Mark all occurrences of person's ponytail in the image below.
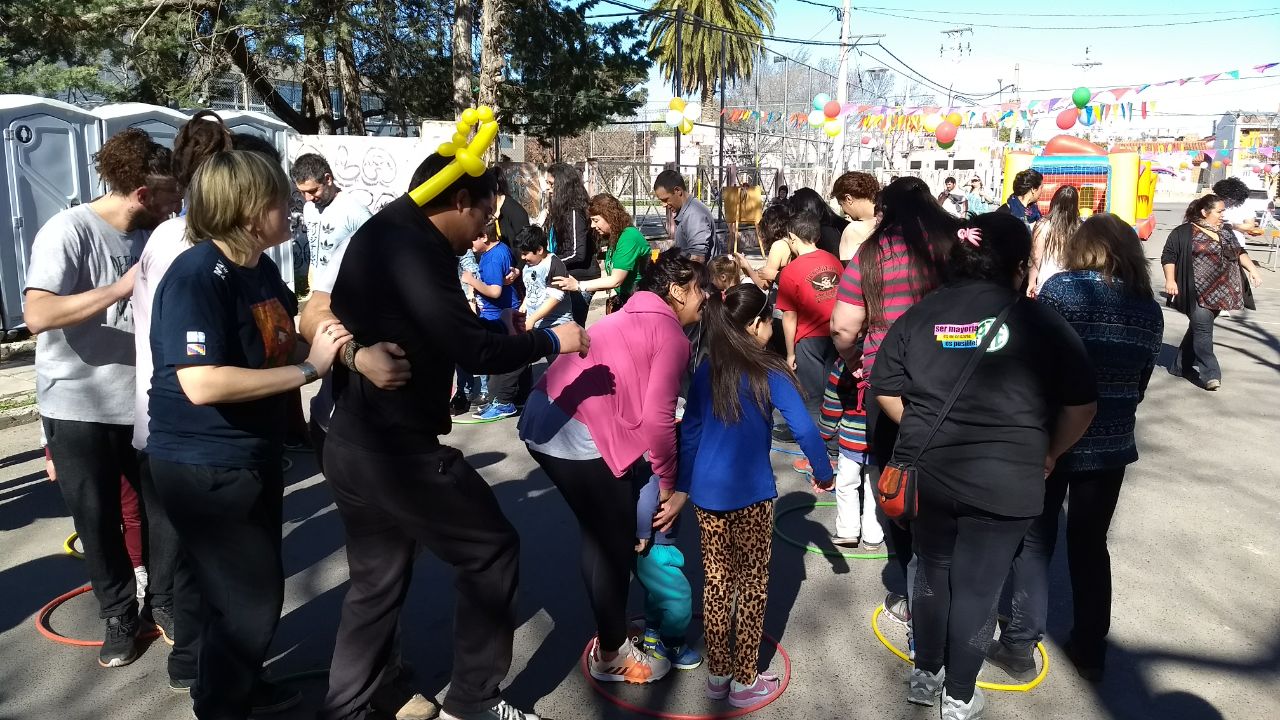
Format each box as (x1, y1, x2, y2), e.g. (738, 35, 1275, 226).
(702, 283, 796, 423)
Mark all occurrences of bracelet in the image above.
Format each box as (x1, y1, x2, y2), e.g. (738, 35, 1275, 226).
(342, 340, 364, 375)
(540, 326, 561, 355)
(296, 361, 319, 384)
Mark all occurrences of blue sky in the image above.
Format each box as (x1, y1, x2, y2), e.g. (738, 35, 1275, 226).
(634, 0, 1280, 133)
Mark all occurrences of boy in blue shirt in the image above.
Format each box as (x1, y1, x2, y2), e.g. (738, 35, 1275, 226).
(461, 225, 522, 419)
(635, 473, 701, 670)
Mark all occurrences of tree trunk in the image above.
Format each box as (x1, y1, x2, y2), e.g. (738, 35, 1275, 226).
(452, 0, 474, 114)
(478, 0, 504, 110)
(301, 15, 334, 134)
(333, 8, 366, 135)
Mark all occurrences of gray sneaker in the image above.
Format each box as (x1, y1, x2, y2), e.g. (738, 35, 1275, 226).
(907, 666, 944, 706)
(884, 592, 911, 625)
(941, 688, 986, 720)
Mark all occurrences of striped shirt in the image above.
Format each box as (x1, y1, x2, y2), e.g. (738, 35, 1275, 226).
(837, 231, 940, 375)
(817, 358, 870, 462)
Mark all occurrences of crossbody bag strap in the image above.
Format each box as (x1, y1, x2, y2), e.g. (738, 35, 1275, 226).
(907, 299, 1017, 465)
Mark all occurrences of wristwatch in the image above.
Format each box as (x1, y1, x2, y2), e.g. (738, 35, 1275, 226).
(296, 361, 319, 384)
(342, 340, 364, 375)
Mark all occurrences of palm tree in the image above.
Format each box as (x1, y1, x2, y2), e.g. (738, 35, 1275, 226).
(647, 0, 775, 106)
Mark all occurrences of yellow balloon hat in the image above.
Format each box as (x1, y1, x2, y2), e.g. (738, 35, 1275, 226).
(408, 106, 501, 207)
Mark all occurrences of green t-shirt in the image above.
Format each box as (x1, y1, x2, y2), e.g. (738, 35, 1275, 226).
(604, 225, 650, 300)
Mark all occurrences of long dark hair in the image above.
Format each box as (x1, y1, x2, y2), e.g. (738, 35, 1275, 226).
(703, 283, 797, 423)
(1062, 214, 1154, 298)
(1039, 185, 1081, 264)
(949, 212, 1031, 284)
(856, 176, 961, 326)
(636, 248, 708, 300)
(788, 187, 849, 232)
(172, 110, 231, 188)
(547, 163, 590, 243)
(758, 203, 792, 253)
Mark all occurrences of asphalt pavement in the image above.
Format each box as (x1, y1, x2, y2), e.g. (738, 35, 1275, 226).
(0, 204, 1276, 720)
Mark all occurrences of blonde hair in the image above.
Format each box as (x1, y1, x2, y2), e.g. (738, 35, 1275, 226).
(185, 150, 290, 260)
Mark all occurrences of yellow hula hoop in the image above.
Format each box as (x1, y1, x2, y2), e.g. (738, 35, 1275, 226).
(870, 604, 1050, 692)
(63, 532, 83, 559)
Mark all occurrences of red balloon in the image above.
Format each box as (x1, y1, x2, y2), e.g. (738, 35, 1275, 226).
(1222, 158, 1231, 165)
(823, 100, 841, 119)
(1056, 108, 1079, 131)
(861, 134, 871, 145)
(935, 121, 958, 145)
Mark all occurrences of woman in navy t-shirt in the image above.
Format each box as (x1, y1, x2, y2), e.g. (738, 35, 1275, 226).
(147, 150, 349, 719)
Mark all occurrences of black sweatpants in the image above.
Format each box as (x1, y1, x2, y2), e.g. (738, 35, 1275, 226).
(320, 436, 520, 719)
(912, 484, 1033, 703)
(528, 450, 639, 651)
(793, 335, 836, 421)
(1000, 466, 1126, 666)
(863, 389, 912, 589)
(43, 417, 150, 618)
(149, 457, 284, 720)
(137, 453, 195, 681)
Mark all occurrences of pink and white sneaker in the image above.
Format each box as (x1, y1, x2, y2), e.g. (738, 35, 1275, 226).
(705, 673, 731, 700)
(727, 672, 780, 708)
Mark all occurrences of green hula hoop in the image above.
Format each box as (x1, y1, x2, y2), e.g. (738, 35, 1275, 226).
(773, 501, 895, 560)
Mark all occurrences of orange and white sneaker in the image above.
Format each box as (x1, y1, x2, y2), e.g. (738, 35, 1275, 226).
(589, 637, 671, 684)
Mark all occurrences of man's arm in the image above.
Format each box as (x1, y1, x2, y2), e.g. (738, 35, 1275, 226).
(299, 290, 411, 389)
(24, 266, 136, 334)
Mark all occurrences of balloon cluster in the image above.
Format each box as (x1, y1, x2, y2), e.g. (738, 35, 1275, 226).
(1055, 87, 1093, 131)
(408, 106, 499, 207)
(806, 94, 844, 137)
(665, 98, 701, 135)
(923, 111, 962, 149)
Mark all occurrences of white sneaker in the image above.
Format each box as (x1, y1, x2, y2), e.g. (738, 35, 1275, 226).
(133, 565, 149, 601)
(941, 687, 986, 720)
(907, 666, 945, 706)
(588, 637, 671, 684)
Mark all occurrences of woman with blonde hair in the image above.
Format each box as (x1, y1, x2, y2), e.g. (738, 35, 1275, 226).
(147, 150, 349, 719)
(1027, 185, 1081, 296)
(991, 213, 1162, 684)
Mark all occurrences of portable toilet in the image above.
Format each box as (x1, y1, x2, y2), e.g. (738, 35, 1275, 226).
(0, 94, 98, 332)
(218, 110, 296, 290)
(88, 103, 191, 196)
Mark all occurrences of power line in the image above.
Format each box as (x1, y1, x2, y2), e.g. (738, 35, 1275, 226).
(851, 4, 1276, 18)
(593, 0, 877, 48)
(854, 7, 1280, 31)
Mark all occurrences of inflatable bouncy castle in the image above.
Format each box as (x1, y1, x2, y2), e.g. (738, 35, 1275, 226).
(1002, 135, 1158, 239)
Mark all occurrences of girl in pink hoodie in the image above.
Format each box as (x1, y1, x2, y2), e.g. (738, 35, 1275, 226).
(519, 250, 707, 686)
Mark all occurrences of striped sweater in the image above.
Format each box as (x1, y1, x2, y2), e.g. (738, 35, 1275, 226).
(817, 358, 870, 463)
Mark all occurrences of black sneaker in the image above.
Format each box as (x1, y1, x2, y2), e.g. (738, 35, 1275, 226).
(985, 640, 1036, 680)
(771, 423, 795, 443)
(169, 677, 194, 693)
(441, 699, 538, 720)
(99, 610, 141, 667)
(249, 679, 302, 715)
(450, 391, 471, 416)
(151, 604, 175, 646)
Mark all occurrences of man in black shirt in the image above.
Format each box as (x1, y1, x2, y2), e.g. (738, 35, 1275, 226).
(315, 154, 587, 720)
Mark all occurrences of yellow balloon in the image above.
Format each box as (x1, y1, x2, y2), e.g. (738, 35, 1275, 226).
(456, 120, 470, 136)
(824, 122, 842, 138)
(946, 112, 963, 127)
(461, 108, 478, 125)
(452, 132, 468, 147)
(477, 106, 495, 122)
(455, 149, 485, 176)
(409, 165, 463, 206)
(669, 97, 686, 112)
(679, 118, 694, 135)
(410, 108, 501, 207)
(437, 141, 458, 157)
(923, 113, 942, 133)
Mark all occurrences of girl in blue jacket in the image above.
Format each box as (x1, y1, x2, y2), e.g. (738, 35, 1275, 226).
(660, 283, 834, 708)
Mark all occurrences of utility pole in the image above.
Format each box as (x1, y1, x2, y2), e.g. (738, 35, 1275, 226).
(719, 31, 727, 217)
(832, 0, 851, 179)
(781, 55, 789, 180)
(674, 8, 684, 172)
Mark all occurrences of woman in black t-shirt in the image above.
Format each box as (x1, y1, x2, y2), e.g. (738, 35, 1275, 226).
(148, 151, 348, 719)
(872, 212, 1097, 719)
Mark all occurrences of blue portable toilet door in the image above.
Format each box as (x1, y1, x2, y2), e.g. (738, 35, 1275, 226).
(4, 113, 93, 329)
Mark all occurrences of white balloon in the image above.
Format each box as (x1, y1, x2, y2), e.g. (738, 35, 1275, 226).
(665, 109, 683, 128)
(808, 110, 825, 128)
(684, 103, 702, 122)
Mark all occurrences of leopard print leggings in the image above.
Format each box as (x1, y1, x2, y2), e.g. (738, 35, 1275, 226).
(695, 499, 774, 685)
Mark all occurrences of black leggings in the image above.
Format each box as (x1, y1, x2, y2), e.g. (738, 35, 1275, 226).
(528, 450, 638, 651)
(1001, 467, 1125, 665)
(912, 484, 1033, 703)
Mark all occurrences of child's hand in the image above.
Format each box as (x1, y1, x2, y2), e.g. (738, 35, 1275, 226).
(653, 490, 688, 533)
(811, 476, 834, 494)
(635, 538, 650, 553)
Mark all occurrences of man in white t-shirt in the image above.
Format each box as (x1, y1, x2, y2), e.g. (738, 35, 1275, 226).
(291, 153, 374, 277)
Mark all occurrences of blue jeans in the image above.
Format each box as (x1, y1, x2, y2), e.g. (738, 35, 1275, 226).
(1171, 304, 1221, 382)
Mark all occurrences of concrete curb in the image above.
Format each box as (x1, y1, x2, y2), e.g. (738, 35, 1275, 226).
(0, 339, 35, 363)
(0, 393, 38, 429)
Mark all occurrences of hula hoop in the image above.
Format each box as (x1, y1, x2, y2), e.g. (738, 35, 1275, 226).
(63, 532, 83, 559)
(773, 501, 893, 560)
(579, 615, 791, 719)
(870, 604, 1050, 692)
(36, 585, 161, 646)
(451, 416, 506, 425)
(769, 446, 804, 457)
